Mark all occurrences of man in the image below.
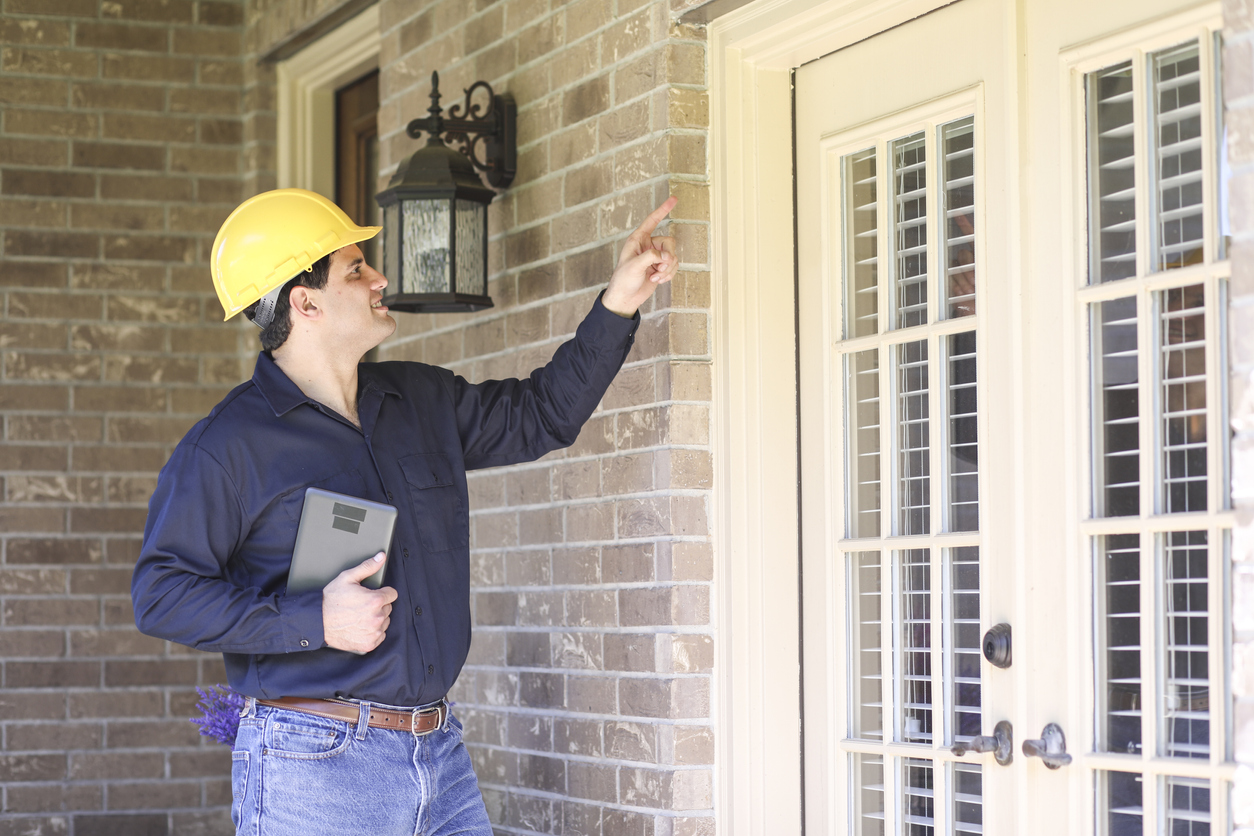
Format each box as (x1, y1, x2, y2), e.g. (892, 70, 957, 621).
(131, 188, 678, 835)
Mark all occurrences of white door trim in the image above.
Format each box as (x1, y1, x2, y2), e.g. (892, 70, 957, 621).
(709, 1, 960, 833)
(275, 4, 380, 197)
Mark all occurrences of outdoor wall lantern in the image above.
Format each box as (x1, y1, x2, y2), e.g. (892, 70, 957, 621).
(375, 72, 516, 313)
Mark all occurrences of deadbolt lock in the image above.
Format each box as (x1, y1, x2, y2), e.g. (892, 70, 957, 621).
(983, 623, 1012, 668)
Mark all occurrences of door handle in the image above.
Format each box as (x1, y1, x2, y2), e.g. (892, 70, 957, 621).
(950, 719, 1013, 766)
(1022, 722, 1072, 769)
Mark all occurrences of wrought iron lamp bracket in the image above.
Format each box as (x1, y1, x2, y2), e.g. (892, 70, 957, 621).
(404, 71, 517, 189)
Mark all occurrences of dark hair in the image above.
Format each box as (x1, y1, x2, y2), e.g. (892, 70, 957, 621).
(244, 253, 332, 352)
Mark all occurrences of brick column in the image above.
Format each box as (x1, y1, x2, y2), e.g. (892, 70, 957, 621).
(0, 1, 249, 832)
(1227, 0, 1254, 828)
(376, 0, 715, 833)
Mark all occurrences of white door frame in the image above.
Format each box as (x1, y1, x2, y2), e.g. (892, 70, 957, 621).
(709, 1, 966, 832)
(275, 4, 380, 197)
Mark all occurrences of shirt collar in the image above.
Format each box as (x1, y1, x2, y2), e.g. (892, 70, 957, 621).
(358, 363, 401, 399)
(252, 352, 402, 417)
(252, 352, 313, 416)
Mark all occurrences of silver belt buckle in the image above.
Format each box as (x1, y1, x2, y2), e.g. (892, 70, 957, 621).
(410, 702, 443, 736)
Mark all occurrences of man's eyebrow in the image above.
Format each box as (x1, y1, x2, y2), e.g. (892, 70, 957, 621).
(346, 257, 364, 269)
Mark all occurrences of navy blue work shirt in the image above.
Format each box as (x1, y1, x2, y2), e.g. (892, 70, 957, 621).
(132, 294, 638, 707)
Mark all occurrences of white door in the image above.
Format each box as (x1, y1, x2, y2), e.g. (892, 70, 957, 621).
(794, 0, 1233, 833)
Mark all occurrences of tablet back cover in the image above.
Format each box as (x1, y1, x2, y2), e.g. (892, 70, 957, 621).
(287, 488, 397, 593)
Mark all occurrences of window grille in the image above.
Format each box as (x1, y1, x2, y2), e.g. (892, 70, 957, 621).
(848, 148, 880, 338)
(898, 341, 931, 536)
(894, 133, 929, 328)
(1081, 28, 1229, 834)
(1087, 62, 1137, 283)
(942, 119, 976, 318)
(1094, 297, 1140, 517)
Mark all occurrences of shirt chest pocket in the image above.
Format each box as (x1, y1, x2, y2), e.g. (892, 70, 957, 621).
(398, 453, 466, 554)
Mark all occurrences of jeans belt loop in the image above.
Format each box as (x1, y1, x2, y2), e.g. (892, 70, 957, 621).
(241, 696, 256, 719)
(355, 702, 371, 740)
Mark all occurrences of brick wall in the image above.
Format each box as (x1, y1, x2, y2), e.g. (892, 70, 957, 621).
(1226, 0, 1254, 828)
(372, 0, 715, 834)
(0, 0, 715, 832)
(0, 1, 254, 833)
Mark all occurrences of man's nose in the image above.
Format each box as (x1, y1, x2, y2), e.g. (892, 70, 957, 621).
(368, 265, 388, 291)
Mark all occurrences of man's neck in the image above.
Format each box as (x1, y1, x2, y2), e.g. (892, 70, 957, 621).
(272, 339, 364, 428)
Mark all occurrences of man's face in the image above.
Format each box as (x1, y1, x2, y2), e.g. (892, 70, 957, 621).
(310, 244, 396, 351)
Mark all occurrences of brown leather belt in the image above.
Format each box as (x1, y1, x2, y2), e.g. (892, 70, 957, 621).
(257, 696, 447, 735)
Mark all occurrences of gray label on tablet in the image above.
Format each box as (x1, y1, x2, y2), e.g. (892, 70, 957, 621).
(332, 502, 368, 521)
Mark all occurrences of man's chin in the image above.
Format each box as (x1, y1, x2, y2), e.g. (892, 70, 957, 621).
(368, 314, 397, 346)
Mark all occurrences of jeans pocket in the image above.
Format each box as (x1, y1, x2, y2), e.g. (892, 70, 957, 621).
(230, 751, 249, 829)
(264, 713, 351, 760)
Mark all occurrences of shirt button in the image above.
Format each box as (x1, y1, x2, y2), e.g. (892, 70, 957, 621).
(414, 606, 422, 617)
(427, 665, 434, 675)
(387, 491, 393, 501)
(300, 639, 309, 647)
(403, 548, 409, 558)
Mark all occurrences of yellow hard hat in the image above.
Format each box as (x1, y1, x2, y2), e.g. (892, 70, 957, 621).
(210, 188, 381, 321)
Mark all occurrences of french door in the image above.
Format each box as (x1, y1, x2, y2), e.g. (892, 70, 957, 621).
(794, 0, 1233, 833)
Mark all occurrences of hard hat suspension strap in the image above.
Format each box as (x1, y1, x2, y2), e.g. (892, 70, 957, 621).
(250, 284, 285, 330)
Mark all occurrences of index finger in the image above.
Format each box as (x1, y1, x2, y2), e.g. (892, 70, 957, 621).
(632, 196, 678, 241)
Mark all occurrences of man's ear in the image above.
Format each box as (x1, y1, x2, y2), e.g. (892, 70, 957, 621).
(287, 285, 321, 321)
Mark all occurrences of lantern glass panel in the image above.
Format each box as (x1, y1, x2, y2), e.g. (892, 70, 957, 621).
(382, 202, 400, 282)
(402, 198, 452, 294)
(455, 200, 486, 295)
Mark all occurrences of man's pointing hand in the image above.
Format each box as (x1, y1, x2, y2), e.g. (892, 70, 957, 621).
(601, 196, 679, 318)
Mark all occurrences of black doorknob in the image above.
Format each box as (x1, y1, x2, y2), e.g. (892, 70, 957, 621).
(983, 623, 1012, 668)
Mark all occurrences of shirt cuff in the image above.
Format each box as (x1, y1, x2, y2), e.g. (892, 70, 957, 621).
(279, 590, 325, 652)
(583, 291, 641, 349)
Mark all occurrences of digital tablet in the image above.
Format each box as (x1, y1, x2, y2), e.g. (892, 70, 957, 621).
(287, 488, 398, 594)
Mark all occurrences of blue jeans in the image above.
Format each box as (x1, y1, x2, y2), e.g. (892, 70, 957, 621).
(232, 698, 492, 836)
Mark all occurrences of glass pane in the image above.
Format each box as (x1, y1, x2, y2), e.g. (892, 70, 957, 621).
(898, 340, 930, 535)
(1087, 61, 1137, 284)
(454, 200, 485, 296)
(1162, 530, 1209, 759)
(950, 546, 981, 742)
(382, 202, 400, 283)
(1100, 533, 1142, 755)
(902, 758, 936, 836)
(899, 548, 932, 744)
(849, 349, 882, 538)
(894, 132, 928, 328)
(941, 117, 976, 318)
(1153, 41, 1205, 271)
(1094, 297, 1140, 517)
(846, 148, 880, 337)
(947, 331, 978, 531)
(1160, 284, 1207, 514)
(951, 762, 982, 836)
(1104, 770, 1145, 836)
(851, 551, 884, 740)
(853, 753, 887, 836)
(1163, 776, 1211, 834)
(1215, 31, 1227, 262)
(402, 199, 451, 294)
